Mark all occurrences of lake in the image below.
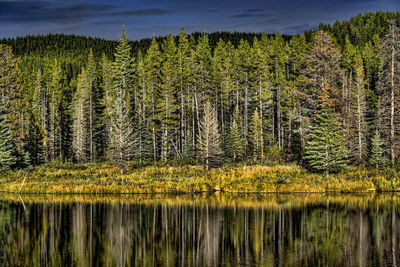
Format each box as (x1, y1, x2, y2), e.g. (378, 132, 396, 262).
(0, 193, 399, 266)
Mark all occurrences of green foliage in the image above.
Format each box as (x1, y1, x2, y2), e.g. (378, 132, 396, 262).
(249, 108, 264, 161)
(107, 27, 134, 164)
(0, 12, 399, 172)
(0, 105, 17, 172)
(132, 111, 153, 163)
(265, 145, 285, 165)
(369, 130, 387, 169)
(182, 130, 195, 163)
(227, 106, 245, 161)
(305, 109, 348, 175)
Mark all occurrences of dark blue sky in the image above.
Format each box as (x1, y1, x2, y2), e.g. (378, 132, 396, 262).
(0, 0, 399, 40)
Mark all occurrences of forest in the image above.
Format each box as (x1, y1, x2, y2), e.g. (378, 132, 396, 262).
(1, 11, 400, 175)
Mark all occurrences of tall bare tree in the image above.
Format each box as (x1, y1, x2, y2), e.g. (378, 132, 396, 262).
(197, 101, 222, 169)
(378, 20, 400, 166)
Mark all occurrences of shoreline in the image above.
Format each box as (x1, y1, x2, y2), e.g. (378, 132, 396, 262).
(0, 163, 399, 194)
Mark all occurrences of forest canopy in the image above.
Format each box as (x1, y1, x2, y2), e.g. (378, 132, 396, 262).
(0, 11, 400, 173)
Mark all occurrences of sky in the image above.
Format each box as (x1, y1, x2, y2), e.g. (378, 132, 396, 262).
(0, 0, 399, 40)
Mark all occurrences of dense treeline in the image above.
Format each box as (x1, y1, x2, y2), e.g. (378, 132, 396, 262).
(1, 11, 400, 173)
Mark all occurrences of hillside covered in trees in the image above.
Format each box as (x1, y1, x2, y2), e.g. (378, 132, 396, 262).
(1, 11, 400, 174)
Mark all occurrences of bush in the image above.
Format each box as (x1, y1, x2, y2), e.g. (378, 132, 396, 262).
(264, 145, 285, 165)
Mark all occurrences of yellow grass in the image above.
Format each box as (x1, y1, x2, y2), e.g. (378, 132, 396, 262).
(0, 163, 398, 194)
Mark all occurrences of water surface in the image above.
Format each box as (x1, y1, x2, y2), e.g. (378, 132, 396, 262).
(0, 193, 399, 266)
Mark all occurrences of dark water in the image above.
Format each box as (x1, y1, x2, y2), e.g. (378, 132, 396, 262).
(0, 194, 400, 267)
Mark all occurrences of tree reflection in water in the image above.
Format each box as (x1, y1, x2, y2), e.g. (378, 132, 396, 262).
(0, 193, 399, 266)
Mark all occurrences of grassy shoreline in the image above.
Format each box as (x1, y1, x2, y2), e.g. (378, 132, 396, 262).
(1, 163, 400, 194)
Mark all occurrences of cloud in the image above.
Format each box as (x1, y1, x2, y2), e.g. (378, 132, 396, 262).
(282, 24, 316, 34)
(0, 1, 111, 23)
(0, 1, 172, 25)
(110, 8, 173, 16)
(229, 8, 269, 19)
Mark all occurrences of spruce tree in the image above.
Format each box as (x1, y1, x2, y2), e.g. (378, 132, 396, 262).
(182, 129, 195, 163)
(249, 108, 264, 161)
(72, 68, 90, 163)
(0, 104, 17, 172)
(197, 101, 222, 169)
(378, 20, 400, 166)
(144, 36, 162, 161)
(228, 106, 245, 161)
(47, 59, 63, 161)
(32, 70, 46, 163)
(0, 44, 26, 162)
(108, 26, 134, 165)
(100, 54, 113, 155)
(369, 130, 386, 169)
(86, 48, 101, 161)
(305, 108, 348, 175)
(159, 34, 179, 161)
(132, 109, 153, 164)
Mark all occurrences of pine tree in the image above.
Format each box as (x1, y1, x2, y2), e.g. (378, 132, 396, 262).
(349, 50, 368, 164)
(182, 129, 195, 163)
(108, 26, 134, 165)
(72, 68, 90, 163)
(197, 101, 222, 169)
(144, 36, 162, 161)
(177, 28, 193, 156)
(249, 108, 264, 161)
(300, 30, 342, 114)
(0, 104, 17, 172)
(270, 33, 288, 148)
(158, 34, 179, 161)
(378, 20, 400, 166)
(47, 59, 63, 161)
(0, 44, 26, 161)
(305, 108, 348, 175)
(228, 106, 245, 161)
(252, 36, 272, 151)
(86, 49, 101, 161)
(236, 39, 252, 139)
(288, 34, 308, 156)
(31, 70, 47, 163)
(132, 109, 153, 164)
(369, 129, 386, 169)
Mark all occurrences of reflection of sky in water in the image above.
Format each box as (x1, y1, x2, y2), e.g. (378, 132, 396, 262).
(0, 193, 400, 266)
(0, 0, 398, 39)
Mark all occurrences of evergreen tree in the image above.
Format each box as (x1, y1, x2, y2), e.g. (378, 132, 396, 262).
(270, 33, 288, 148)
(305, 109, 348, 175)
(349, 50, 368, 164)
(158, 34, 179, 161)
(100, 54, 113, 156)
(0, 44, 26, 160)
(378, 20, 400, 166)
(177, 28, 193, 156)
(132, 109, 153, 164)
(144, 36, 162, 161)
(369, 129, 386, 169)
(108, 26, 134, 165)
(197, 101, 222, 169)
(72, 68, 90, 163)
(47, 59, 63, 161)
(228, 106, 245, 160)
(86, 48, 101, 161)
(0, 104, 17, 172)
(300, 30, 342, 114)
(249, 108, 264, 161)
(236, 39, 252, 138)
(31, 70, 46, 163)
(252, 35, 272, 150)
(182, 129, 195, 163)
